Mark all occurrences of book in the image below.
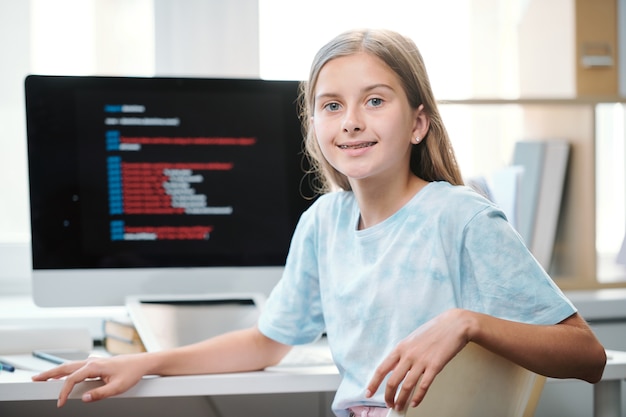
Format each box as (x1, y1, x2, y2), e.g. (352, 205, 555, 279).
(512, 141, 546, 245)
(104, 335, 146, 355)
(529, 141, 570, 270)
(103, 317, 143, 344)
(102, 317, 146, 354)
(512, 140, 570, 270)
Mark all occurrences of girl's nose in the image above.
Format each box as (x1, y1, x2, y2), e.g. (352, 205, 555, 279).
(342, 108, 363, 133)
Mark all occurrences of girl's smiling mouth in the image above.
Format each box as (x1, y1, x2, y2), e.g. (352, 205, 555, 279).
(338, 141, 377, 150)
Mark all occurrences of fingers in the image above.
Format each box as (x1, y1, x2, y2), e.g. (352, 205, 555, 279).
(368, 342, 447, 411)
(31, 361, 86, 382)
(74, 379, 128, 405)
(368, 310, 473, 410)
(57, 374, 80, 408)
(56, 361, 102, 407)
(383, 361, 413, 408)
(381, 366, 437, 411)
(366, 352, 400, 399)
(31, 361, 93, 408)
(398, 369, 436, 410)
(35, 359, 126, 408)
(34, 355, 145, 408)
(57, 379, 117, 407)
(367, 352, 429, 411)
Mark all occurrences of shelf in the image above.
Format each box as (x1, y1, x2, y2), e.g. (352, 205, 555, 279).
(437, 99, 626, 290)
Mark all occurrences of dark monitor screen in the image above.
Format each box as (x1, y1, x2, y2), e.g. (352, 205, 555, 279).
(25, 75, 313, 306)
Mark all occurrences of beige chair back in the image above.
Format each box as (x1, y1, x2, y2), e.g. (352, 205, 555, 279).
(386, 342, 546, 417)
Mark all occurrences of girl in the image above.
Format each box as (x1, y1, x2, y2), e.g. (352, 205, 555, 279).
(33, 28, 606, 416)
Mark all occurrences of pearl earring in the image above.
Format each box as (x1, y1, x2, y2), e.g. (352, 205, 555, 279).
(414, 136, 421, 144)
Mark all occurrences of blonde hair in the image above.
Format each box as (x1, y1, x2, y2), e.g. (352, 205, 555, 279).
(299, 28, 464, 194)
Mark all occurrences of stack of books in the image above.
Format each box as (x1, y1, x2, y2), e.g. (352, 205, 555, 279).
(102, 317, 146, 355)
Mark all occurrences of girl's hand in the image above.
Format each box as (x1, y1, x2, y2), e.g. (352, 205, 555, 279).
(365, 308, 474, 411)
(32, 354, 147, 407)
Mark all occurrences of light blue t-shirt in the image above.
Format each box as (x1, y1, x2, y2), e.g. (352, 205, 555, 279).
(258, 181, 576, 417)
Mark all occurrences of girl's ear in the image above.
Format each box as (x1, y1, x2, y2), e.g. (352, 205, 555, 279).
(412, 104, 430, 143)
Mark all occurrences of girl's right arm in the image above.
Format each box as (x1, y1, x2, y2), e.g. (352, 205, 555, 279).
(32, 326, 291, 407)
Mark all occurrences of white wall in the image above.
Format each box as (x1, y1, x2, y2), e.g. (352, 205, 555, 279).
(0, 1, 32, 294)
(154, 0, 259, 77)
(0, 1, 31, 245)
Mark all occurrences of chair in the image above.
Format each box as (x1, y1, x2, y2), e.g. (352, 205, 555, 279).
(386, 342, 546, 417)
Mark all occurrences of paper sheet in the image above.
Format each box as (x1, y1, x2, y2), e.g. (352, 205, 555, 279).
(0, 353, 58, 372)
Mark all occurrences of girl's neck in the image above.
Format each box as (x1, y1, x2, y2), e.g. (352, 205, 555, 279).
(352, 174, 428, 230)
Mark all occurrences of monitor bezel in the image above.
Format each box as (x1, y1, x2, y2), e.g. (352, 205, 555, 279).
(25, 75, 313, 307)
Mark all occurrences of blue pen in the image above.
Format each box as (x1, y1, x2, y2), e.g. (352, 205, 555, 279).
(0, 361, 15, 372)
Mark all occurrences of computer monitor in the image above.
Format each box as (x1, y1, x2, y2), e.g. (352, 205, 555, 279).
(25, 75, 314, 307)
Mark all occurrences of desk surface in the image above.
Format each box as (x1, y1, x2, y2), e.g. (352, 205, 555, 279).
(2, 350, 626, 403)
(0, 365, 341, 402)
(599, 350, 626, 380)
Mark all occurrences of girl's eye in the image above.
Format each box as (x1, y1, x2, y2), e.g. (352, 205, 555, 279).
(368, 97, 384, 107)
(324, 102, 341, 112)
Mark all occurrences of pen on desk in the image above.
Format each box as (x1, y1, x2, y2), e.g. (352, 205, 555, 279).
(0, 361, 15, 372)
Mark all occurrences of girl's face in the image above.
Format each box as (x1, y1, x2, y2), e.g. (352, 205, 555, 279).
(311, 52, 428, 187)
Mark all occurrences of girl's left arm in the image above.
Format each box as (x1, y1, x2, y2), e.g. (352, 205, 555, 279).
(470, 310, 606, 382)
(366, 308, 606, 411)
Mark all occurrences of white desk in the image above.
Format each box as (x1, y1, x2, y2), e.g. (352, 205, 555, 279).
(1, 352, 625, 417)
(0, 365, 341, 402)
(592, 350, 626, 417)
